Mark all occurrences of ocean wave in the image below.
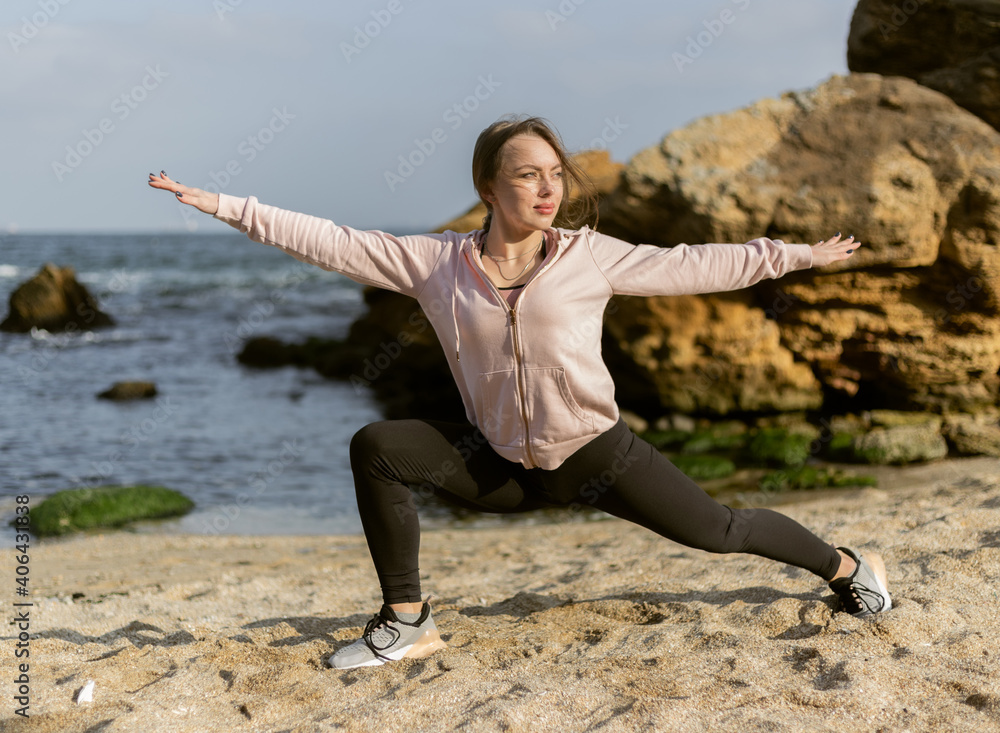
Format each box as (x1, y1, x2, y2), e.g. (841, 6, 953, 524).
(2, 262, 359, 304)
(25, 327, 166, 346)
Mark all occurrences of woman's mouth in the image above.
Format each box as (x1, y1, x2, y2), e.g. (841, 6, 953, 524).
(535, 205, 555, 215)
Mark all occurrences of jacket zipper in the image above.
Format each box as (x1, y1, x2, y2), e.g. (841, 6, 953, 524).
(473, 235, 560, 469)
(502, 247, 563, 469)
(508, 307, 537, 468)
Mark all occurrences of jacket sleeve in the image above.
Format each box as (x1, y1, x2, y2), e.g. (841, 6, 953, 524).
(588, 230, 814, 296)
(213, 193, 451, 298)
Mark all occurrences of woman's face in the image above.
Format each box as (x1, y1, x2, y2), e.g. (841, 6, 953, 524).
(487, 134, 564, 239)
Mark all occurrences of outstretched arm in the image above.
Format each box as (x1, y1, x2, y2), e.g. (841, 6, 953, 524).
(146, 171, 450, 298)
(147, 171, 219, 215)
(591, 230, 861, 297)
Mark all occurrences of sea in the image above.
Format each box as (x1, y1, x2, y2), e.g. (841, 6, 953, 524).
(0, 232, 579, 546)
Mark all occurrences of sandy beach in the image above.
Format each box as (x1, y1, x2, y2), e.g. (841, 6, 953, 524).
(3, 456, 1000, 732)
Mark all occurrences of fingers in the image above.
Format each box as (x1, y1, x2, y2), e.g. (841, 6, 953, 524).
(147, 171, 171, 190)
(810, 232, 863, 268)
(147, 171, 177, 187)
(147, 169, 217, 213)
(816, 233, 861, 253)
(833, 234, 856, 253)
(147, 170, 186, 199)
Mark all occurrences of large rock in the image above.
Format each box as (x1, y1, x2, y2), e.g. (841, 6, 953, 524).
(601, 292, 823, 415)
(598, 73, 1000, 415)
(847, 0, 1000, 131)
(1, 263, 114, 333)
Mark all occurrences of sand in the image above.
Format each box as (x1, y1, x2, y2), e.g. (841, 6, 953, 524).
(2, 456, 1000, 732)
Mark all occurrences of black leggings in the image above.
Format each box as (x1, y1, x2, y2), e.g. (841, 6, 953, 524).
(350, 417, 842, 604)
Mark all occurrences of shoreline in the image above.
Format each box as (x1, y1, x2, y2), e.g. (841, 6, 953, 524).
(4, 455, 1000, 731)
(6, 455, 994, 548)
(19, 456, 999, 599)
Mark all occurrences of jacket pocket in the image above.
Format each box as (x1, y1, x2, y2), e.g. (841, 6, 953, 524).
(476, 366, 597, 450)
(476, 369, 523, 448)
(522, 366, 595, 445)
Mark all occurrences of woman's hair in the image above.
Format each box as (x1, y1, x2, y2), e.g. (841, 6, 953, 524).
(472, 115, 598, 232)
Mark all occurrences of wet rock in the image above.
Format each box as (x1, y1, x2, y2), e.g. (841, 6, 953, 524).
(853, 421, 949, 464)
(1, 263, 114, 333)
(97, 381, 158, 401)
(27, 485, 194, 537)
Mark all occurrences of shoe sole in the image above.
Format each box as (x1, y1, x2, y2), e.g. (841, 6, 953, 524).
(408, 628, 448, 659)
(329, 628, 448, 670)
(862, 552, 892, 614)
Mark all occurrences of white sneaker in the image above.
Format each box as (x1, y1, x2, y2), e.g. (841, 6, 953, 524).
(327, 602, 447, 670)
(829, 546, 892, 617)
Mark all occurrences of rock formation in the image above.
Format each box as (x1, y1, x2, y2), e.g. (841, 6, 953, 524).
(847, 0, 1000, 131)
(1, 263, 114, 333)
(598, 73, 1000, 415)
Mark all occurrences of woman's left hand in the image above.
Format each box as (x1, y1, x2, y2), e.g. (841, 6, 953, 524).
(811, 233, 860, 267)
(147, 171, 220, 215)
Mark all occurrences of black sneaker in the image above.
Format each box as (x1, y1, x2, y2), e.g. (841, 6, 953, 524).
(828, 546, 892, 618)
(327, 602, 446, 670)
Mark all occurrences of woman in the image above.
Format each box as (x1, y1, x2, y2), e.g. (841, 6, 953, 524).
(149, 115, 890, 671)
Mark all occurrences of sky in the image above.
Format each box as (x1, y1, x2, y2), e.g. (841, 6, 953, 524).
(2, 0, 858, 234)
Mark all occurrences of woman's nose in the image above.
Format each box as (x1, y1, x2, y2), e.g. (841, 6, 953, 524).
(539, 175, 559, 195)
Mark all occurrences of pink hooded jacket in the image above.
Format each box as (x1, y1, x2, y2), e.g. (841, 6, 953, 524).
(214, 193, 814, 469)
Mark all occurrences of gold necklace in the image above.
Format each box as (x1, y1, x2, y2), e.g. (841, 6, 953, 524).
(483, 235, 544, 281)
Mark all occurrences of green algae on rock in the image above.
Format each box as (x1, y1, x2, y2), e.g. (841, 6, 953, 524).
(26, 485, 194, 537)
(758, 465, 878, 493)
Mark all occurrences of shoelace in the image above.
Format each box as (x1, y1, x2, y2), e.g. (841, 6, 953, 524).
(361, 611, 402, 662)
(844, 580, 885, 614)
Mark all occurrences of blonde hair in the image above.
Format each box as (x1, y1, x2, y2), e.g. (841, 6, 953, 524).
(472, 115, 598, 232)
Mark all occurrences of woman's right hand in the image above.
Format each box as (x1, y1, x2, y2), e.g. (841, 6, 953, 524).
(811, 233, 859, 268)
(147, 171, 220, 216)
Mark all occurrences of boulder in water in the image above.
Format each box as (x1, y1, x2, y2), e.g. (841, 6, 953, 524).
(97, 382, 158, 401)
(1, 262, 114, 333)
